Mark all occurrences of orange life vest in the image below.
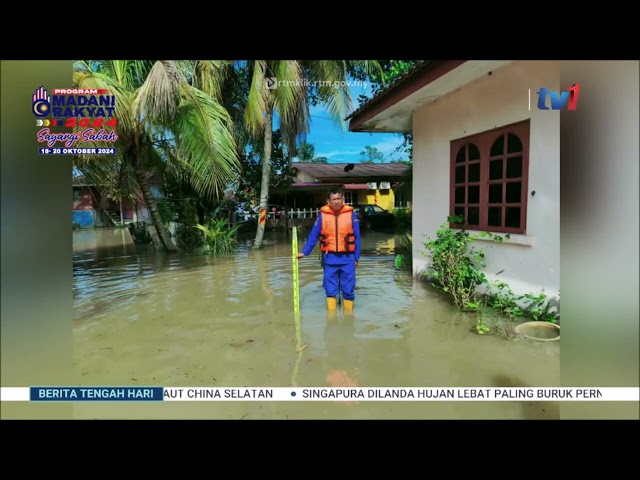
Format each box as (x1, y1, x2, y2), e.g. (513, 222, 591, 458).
(319, 205, 356, 253)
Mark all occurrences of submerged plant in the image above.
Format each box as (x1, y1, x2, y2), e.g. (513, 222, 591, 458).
(421, 216, 561, 335)
(194, 218, 241, 255)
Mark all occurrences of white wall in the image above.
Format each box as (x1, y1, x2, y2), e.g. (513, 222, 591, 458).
(296, 170, 317, 183)
(412, 60, 560, 297)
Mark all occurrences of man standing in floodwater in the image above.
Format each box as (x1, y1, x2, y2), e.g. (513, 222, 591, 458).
(297, 186, 361, 315)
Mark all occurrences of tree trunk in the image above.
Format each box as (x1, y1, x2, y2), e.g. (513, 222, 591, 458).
(253, 105, 273, 249)
(134, 166, 179, 251)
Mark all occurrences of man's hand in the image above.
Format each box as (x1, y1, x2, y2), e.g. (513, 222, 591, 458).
(297, 253, 305, 259)
(355, 260, 359, 268)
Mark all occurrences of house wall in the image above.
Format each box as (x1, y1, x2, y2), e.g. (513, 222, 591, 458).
(356, 192, 369, 205)
(307, 189, 396, 210)
(73, 187, 95, 210)
(296, 171, 317, 183)
(102, 198, 136, 220)
(73, 187, 97, 227)
(359, 189, 395, 211)
(73, 210, 96, 227)
(412, 60, 560, 297)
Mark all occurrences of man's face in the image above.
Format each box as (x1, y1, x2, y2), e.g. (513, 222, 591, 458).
(328, 193, 344, 212)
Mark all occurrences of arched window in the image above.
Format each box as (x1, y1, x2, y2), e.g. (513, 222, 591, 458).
(452, 142, 481, 226)
(449, 120, 529, 234)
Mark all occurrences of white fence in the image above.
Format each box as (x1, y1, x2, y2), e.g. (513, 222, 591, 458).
(284, 208, 320, 219)
(237, 208, 321, 222)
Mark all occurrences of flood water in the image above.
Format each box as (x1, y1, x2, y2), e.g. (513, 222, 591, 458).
(73, 228, 560, 419)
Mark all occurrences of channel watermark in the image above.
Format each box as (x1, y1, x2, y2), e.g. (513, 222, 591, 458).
(266, 77, 368, 90)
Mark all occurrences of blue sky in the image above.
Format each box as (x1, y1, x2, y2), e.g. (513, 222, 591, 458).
(296, 83, 408, 164)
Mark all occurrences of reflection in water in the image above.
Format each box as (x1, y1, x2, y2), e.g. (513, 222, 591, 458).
(73, 228, 560, 419)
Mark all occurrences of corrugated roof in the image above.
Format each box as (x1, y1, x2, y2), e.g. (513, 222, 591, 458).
(291, 179, 341, 187)
(292, 162, 408, 179)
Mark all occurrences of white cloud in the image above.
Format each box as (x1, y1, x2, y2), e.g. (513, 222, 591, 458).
(371, 140, 406, 157)
(314, 139, 407, 163)
(316, 148, 362, 159)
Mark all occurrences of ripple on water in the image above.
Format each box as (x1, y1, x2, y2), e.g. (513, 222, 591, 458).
(72, 229, 560, 419)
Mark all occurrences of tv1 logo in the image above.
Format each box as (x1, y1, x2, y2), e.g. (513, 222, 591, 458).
(536, 83, 581, 110)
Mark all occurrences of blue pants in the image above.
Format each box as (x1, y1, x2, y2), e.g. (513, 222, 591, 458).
(323, 260, 356, 300)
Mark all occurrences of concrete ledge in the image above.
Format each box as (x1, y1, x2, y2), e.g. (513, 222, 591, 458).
(465, 230, 535, 247)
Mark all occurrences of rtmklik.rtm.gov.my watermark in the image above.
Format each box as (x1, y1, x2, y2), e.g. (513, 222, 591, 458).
(266, 77, 368, 90)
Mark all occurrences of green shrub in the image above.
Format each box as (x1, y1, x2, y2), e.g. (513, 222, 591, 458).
(392, 208, 412, 227)
(421, 215, 488, 309)
(194, 218, 241, 256)
(422, 216, 560, 335)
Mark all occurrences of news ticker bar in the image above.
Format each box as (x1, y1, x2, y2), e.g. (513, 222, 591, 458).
(1, 387, 638, 402)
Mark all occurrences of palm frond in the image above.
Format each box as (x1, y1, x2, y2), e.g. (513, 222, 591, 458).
(348, 60, 385, 85)
(271, 61, 307, 130)
(307, 60, 383, 125)
(72, 69, 135, 135)
(307, 60, 353, 129)
(110, 60, 133, 88)
(102, 60, 153, 91)
(191, 60, 232, 100)
(321, 82, 352, 130)
(134, 61, 181, 125)
(273, 61, 309, 153)
(244, 60, 269, 138)
(172, 86, 241, 200)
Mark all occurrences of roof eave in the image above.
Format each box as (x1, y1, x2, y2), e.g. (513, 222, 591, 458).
(348, 60, 468, 132)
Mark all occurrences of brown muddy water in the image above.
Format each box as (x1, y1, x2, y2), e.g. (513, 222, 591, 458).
(73, 228, 560, 419)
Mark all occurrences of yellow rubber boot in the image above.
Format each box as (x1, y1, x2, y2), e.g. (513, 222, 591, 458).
(326, 297, 337, 310)
(343, 299, 354, 312)
(326, 297, 337, 320)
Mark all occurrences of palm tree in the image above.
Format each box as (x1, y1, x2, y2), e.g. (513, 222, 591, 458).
(72, 60, 241, 252)
(296, 141, 328, 163)
(244, 60, 382, 249)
